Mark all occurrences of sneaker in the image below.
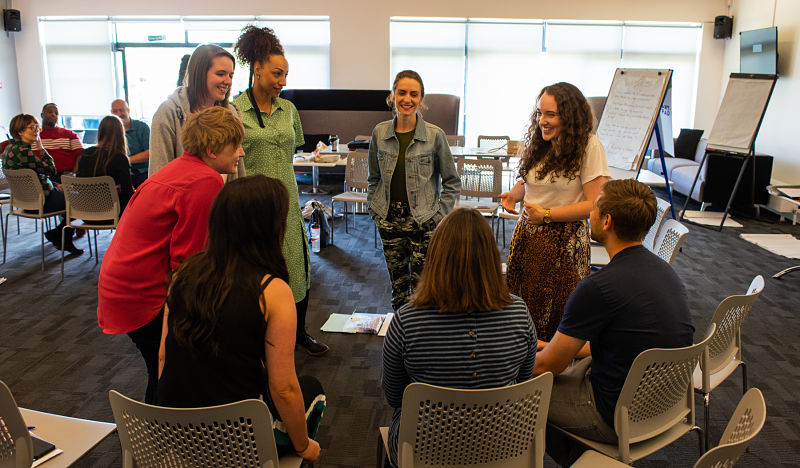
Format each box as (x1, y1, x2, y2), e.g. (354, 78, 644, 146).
(297, 333, 330, 356)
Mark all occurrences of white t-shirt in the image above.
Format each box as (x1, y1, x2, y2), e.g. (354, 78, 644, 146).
(523, 134, 609, 208)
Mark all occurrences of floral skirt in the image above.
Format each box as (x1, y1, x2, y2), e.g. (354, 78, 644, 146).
(506, 220, 590, 341)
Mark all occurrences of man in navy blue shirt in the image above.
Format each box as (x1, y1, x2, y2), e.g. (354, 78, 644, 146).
(534, 179, 694, 466)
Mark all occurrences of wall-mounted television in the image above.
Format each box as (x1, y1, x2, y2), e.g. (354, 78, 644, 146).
(740, 27, 778, 75)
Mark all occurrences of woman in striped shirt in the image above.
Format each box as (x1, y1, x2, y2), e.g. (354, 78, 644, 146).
(381, 208, 537, 467)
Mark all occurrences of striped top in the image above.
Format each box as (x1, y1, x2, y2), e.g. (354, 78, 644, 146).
(382, 296, 536, 466)
(39, 127, 83, 172)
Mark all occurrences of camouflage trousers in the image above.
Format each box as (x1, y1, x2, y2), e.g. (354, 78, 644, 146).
(374, 202, 437, 311)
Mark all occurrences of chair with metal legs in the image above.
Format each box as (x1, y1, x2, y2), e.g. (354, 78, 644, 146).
(60, 175, 121, 279)
(694, 275, 764, 451)
(652, 218, 689, 265)
(553, 325, 716, 465)
(572, 387, 767, 468)
(377, 373, 553, 468)
(2, 168, 65, 270)
(456, 158, 502, 232)
(331, 152, 377, 246)
(109, 390, 301, 468)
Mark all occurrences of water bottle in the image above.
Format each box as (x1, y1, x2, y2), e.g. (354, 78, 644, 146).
(329, 134, 339, 152)
(311, 222, 321, 253)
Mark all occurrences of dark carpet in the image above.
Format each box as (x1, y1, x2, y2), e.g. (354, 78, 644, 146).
(0, 176, 798, 467)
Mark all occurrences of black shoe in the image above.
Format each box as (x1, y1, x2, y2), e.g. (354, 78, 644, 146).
(297, 333, 330, 356)
(44, 229, 63, 250)
(63, 240, 84, 256)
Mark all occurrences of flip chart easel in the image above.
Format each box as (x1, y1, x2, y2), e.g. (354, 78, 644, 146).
(679, 73, 777, 231)
(597, 68, 675, 217)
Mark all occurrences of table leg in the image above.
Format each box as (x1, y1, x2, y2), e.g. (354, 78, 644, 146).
(302, 165, 328, 195)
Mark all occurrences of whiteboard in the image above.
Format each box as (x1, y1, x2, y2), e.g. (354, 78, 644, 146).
(707, 74, 777, 153)
(596, 68, 672, 171)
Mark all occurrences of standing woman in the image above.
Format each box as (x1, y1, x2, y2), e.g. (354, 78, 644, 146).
(98, 107, 244, 404)
(149, 44, 243, 177)
(367, 70, 460, 311)
(233, 25, 328, 355)
(76, 115, 135, 212)
(499, 82, 609, 341)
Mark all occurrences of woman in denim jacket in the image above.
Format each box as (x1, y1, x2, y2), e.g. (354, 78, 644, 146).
(367, 70, 460, 311)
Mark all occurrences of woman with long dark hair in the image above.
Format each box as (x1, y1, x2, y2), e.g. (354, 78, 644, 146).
(149, 44, 244, 177)
(232, 25, 328, 355)
(76, 115, 134, 211)
(157, 175, 323, 462)
(499, 82, 610, 341)
(382, 208, 536, 468)
(367, 70, 460, 311)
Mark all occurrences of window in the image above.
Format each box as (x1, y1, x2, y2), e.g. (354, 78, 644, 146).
(40, 20, 116, 120)
(39, 16, 330, 125)
(390, 18, 702, 145)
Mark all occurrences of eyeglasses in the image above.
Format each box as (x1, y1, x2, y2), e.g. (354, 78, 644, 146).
(533, 110, 559, 120)
(27, 125, 41, 131)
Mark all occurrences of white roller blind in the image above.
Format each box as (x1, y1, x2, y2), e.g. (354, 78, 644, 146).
(465, 22, 544, 143)
(391, 20, 467, 131)
(41, 20, 115, 116)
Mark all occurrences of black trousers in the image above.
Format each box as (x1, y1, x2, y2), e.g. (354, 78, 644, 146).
(126, 310, 164, 404)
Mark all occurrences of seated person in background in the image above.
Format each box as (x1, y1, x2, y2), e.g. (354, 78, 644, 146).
(76, 115, 134, 213)
(157, 175, 323, 463)
(1, 113, 82, 254)
(111, 99, 150, 188)
(39, 103, 83, 176)
(97, 106, 244, 405)
(382, 208, 536, 468)
(533, 179, 695, 467)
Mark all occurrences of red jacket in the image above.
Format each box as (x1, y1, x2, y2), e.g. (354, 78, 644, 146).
(97, 153, 224, 334)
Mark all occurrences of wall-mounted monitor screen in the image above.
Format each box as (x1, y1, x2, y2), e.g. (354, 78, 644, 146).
(740, 27, 778, 75)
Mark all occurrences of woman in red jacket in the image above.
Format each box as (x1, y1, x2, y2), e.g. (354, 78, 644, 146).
(97, 106, 244, 403)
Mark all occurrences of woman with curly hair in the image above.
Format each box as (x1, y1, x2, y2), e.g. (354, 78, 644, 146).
(232, 25, 328, 355)
(499, 82, 609, 341)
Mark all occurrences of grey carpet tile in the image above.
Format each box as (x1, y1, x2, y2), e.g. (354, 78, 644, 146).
(1, 181, 799, 467)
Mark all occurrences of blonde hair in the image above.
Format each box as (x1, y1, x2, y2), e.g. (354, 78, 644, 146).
(181, 107, 244, 157)
(410, 208, 513, 313)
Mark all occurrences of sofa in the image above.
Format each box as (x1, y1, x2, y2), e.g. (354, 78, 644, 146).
(647, 137, 709, 203)
(647, 138, 774, 206)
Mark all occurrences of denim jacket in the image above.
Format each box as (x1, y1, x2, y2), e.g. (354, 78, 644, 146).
(367, 115, 460, 224)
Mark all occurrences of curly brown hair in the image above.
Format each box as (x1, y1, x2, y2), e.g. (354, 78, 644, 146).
(517, 82, 594, 183)
(234, 25, 284, 88)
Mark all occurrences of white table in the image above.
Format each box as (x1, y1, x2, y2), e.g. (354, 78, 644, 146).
(293, 149, 349, 194)
(449, 146, 511, 159)
(609, 166, 673, 188)
(21, 408, 116, 467)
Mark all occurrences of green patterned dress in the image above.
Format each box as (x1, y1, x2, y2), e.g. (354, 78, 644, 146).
(233, 93, 309, 302)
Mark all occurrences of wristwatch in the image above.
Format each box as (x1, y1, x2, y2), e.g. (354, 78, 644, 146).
(543, 209, 552, 224)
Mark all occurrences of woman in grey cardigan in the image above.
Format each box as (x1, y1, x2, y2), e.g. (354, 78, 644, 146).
(149, 44, 244, 177)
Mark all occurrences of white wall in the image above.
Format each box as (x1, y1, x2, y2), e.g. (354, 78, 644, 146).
(11, 0, 733, 156)
(0, 29, 21, 135)
(718, 0, 799, 183)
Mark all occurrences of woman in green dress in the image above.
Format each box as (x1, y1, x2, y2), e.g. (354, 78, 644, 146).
(233, 25, 328, 355)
